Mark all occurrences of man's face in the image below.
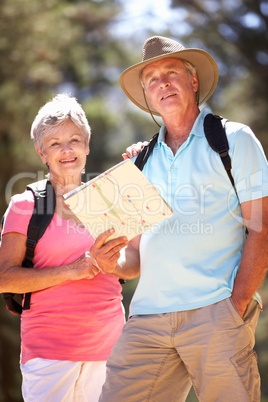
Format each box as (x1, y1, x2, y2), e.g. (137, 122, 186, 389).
(141, 57, 199, 117)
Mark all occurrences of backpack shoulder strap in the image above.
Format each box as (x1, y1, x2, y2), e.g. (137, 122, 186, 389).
(22, 179, 56, 310)
(24, 179, 56, 267)
(204, 114, 237, 196)
(134, 133, 159, 171)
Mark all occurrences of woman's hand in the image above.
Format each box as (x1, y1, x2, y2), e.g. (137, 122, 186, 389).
(70, 251, 101, 280)
(0, 232, 101, 292)
(122, 141, 148, 160)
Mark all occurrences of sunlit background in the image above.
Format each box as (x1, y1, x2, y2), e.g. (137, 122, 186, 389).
(0, 0, 267, 401)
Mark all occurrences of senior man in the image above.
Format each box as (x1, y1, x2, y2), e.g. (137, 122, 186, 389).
(99, 36, 268, 402)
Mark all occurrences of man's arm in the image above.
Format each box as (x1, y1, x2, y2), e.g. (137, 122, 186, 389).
(91, 231, 140, 280)
(231, 196, 268, 318)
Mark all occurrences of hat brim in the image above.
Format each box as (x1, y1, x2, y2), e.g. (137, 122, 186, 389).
(119, 49, 219, 116)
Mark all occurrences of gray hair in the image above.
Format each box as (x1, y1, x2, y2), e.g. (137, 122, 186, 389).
(30, 93, 91, 150)
(140, 58, 197, 82)
(182, 60, 199, 104)
(182, 59, 197, 78)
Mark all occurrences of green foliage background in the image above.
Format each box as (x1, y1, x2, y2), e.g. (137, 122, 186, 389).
(0, 0, 267, 400)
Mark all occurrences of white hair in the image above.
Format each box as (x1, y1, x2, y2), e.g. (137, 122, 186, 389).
(30, 93, 91, 150)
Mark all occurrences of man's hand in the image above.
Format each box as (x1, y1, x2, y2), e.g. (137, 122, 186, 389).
(122, 141, 149, 160)
(230, 295, 247, 319)
(90, 229, 128, 275)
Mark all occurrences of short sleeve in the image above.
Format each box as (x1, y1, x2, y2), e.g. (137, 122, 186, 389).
(226, 123, 268, 203)
(2, 190, 35, 236)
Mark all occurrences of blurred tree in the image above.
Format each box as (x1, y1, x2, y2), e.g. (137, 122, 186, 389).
(170, 0, 268, 155)
(0, 0, 132, 400)
(0, 0, 129, 214)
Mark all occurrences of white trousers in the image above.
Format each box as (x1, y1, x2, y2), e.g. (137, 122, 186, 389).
(20, 358, 106, 402)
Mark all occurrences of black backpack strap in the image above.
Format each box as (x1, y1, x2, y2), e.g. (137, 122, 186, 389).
(134, 117, 237, 195)
(24, 180, 55, 266)
(22, 179, 56, 310)
(134, 133, 159, 171)
(204, 114, 238, 197)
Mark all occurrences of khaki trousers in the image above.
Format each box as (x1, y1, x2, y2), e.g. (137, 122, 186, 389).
(99, 298, 261, 402)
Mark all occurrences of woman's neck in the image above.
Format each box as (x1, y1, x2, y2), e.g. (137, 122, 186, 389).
(49, 174, 82, 197)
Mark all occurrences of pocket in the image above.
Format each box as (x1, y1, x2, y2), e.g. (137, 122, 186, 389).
(230, 344, 260, 402)
(226, 297, 245, 327)
(243, 299, 261, 329)
(227, 297, 261, 333)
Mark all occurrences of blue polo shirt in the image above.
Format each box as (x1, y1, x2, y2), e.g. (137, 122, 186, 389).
(130, 107, 268, 316)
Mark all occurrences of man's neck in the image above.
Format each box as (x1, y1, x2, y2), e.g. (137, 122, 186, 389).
(163, 107, 200, 154)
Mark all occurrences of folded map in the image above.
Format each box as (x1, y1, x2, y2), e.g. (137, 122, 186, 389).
(63, 159, 173, 241)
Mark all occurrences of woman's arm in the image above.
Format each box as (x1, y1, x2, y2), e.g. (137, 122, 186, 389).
(0, 230, 128, 294)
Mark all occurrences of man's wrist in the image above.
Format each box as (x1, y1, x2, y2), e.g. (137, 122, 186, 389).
(231, 294, 249, 318)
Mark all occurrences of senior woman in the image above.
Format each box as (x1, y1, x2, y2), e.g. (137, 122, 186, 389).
(0, 94, 136, 402)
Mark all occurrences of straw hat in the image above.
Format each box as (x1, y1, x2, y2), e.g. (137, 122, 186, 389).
(119, 36, 219, 116)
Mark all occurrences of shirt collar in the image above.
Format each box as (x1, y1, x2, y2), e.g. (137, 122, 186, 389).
(190, 106, 212, 138)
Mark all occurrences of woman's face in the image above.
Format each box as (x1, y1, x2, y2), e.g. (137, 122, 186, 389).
(36, 119, 89, 180)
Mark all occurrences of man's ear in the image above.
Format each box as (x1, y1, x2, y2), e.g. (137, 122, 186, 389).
(192, 73, 199, 93)
(35, 147, 47, 164)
